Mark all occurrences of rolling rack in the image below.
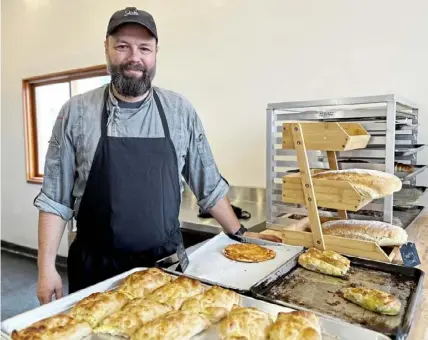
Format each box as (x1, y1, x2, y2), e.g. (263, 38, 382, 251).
(266, 94, 426, 231)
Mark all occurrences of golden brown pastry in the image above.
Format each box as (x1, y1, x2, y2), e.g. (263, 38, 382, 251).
(268, 311, 322, 340)
(180, 286, 241, 324)
(298, 248, 350, 277)
(132, 310, 210, 340)
(222, 243, 276, 263)
(342, 287, 401, 315)
(69, 290, 130, 328)
(145, 276, 205, 310)
(117, 267, 173, 299)
(11, 314, 92, 340)
(218, 305, 274, 340)
(94, 298, 173, 338)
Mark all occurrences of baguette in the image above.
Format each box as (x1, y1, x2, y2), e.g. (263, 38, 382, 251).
(322, 219, 408, 246)
(312, 169, 402, 200)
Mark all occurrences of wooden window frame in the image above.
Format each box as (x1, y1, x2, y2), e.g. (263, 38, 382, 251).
(23, 65, 109, 184)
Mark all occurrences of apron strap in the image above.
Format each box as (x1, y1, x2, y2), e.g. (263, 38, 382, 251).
(101, 85, 110, 138)
(152, 89, 171, 140)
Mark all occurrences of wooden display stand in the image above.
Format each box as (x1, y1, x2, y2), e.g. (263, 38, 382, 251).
(272, 121, 400, 263)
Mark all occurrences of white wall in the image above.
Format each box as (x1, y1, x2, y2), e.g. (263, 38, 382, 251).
(2, 0, 428, 255)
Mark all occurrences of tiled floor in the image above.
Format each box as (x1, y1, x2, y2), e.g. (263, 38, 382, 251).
(1, 251, 69, 321)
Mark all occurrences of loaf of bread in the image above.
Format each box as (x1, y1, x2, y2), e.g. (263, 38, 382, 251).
(395, 162, 414, 173)
(322, 219, 408, 246)
(312, 169, 402, 200)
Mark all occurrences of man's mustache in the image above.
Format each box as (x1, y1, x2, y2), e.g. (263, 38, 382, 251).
(121, 63, 146, 72)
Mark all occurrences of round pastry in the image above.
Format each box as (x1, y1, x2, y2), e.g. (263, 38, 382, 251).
(222, 243, 276, 263)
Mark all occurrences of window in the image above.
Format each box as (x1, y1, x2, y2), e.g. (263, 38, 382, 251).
(23, 65, 111, 183)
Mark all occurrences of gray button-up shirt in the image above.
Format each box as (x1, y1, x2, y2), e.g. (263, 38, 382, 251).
(33, 84, 229, 221)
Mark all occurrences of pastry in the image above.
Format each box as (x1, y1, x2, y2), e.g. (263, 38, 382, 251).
(132, 310, 210, 340)
(94, 299, 173, 338)
(222, 243, 276, 263)
(117, 267, 173, 299)
(298, 248, 350, 277)
(268, 311, 322, 340)
(218, 305, 274, 340)
(145, 276, 205, 310)
(180, 286, 241, 324)
(322, 219, 408, 246)
(11, 314, 92, 340)
(342, 287, 401, 315)
(69, 290, 130, 328)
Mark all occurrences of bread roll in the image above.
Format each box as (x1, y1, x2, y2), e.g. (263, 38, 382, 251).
(312, 169, 402, 200)
(322, 219, 408, 246)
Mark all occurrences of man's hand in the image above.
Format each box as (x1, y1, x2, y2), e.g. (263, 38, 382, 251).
(243, 231, 282, 243)
(37, 267, 63, 305)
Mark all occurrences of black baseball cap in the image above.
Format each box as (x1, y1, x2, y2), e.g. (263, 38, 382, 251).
(106, 7, 158, 41)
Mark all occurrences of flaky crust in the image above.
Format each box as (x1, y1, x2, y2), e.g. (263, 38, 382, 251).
(342, 287, 402, 315)
(322, 219, 408, 246)
(11, 314, 92, 340)
(94, 298, 173, 338)
(117, 268, 173, 299)
(132, 310, 210, 340)
(298, 248, 350, 277)
(218, 306, 274, 340)
(69, 291, 130, 328)
(145, 276, 205, 310)
(268, 311, 322, 340)
(180, 286, 241, 324)
(312, 169, 402, 200)
(222, 243, 276, 263)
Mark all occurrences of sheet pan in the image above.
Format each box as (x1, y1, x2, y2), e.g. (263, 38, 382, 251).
(1, 267, 391, 340)
(161, 232, 303, 293)
(250, 251, 424, 340)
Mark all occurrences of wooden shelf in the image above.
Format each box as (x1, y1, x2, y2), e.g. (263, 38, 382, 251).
(282, 122, 370, 151)
(282, 171, 369, 211)
(278, 121, 400, 263)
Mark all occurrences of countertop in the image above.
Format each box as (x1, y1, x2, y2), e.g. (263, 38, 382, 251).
(261, 211, 428, 340)
(179, 191, 267, 234)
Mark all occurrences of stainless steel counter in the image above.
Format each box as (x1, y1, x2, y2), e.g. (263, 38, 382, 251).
(179, 186, 267, 234)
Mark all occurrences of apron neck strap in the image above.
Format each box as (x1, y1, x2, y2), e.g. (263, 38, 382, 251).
(152, 89, 171, 140)
(101, 85, 171, 140)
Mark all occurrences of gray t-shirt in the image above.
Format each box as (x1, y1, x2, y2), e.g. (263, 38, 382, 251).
(33, 84, 229, 221)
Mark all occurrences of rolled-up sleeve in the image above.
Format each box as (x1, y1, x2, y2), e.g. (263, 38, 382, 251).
(33, 100, 76, 221)
(182, 108, 229, 211)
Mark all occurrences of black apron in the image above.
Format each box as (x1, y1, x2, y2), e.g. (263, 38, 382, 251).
(67, 85, 182, 293)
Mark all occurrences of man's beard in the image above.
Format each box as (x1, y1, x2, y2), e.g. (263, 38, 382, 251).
(107, 60, 155, 97)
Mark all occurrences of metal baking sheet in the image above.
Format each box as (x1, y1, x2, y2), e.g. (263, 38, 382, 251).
(250, 251, 424, 339)
(1, 267, 391, 340)
(165, 232, 303, 293)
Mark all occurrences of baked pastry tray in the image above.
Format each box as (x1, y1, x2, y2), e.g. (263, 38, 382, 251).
(1, 267, 391, 340)
(156, 232, 304, 293)
(250, 250, 424, 340)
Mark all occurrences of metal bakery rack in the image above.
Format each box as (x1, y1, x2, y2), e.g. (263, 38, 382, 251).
(265, 94, 426, 262)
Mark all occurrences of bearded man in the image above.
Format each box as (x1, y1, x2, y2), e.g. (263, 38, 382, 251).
(34, 7, 280, 304)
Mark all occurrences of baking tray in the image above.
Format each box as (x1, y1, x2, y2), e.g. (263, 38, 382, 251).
(156, 232, 303, 293)
(0, 267, 391, 340)
(250, 251, 424, 340)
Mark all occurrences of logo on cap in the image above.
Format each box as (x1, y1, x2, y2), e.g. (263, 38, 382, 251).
(124, 9, 139, 16)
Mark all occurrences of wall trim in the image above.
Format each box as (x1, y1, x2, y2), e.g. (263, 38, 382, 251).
(1, 240, 67, 268)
